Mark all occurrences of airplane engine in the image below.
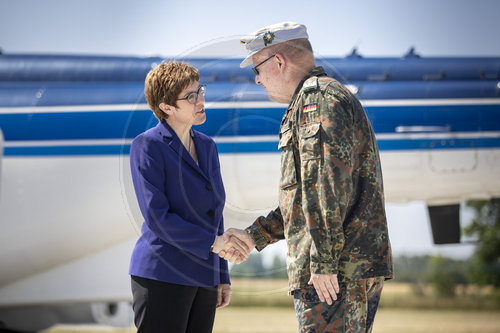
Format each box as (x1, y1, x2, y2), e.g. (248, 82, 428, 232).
(0, 302, 133, 332)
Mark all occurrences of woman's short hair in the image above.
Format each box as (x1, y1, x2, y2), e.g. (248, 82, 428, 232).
(144, 61, 200, 121)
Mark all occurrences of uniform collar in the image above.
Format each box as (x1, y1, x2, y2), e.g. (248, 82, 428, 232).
(289, 66, 327, 104)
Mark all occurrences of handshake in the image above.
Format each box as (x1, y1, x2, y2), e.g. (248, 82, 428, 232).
(211, 228, 256, 264)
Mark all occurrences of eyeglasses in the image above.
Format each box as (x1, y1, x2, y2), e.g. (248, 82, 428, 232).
(177, 84, 206, 104)
(251, 54, 276, 75)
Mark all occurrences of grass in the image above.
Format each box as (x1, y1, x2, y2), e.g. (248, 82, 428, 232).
(380, 281, 500, 310)
(228, 278, 292, 307)
(41, 279, 500, 333)
(228, 278, 500, 310)
(373, 308, 500, 333)
(44, 308, 500, 333)
(215, 307, 500, 333)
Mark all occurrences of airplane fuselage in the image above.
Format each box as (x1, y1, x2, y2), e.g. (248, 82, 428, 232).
(0, 54, 499, 330)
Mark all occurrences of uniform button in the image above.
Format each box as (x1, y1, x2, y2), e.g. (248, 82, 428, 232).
(206, 184, 213, 191)
(207, 210, 215, 217)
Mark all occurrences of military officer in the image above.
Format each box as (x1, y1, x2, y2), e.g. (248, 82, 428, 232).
(221, 22, 393, 333)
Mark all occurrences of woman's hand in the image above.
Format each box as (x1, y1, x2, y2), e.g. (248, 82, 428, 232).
(217, 284, 231, 308)
(211, 235, 250, 263)
(217, 229, 256, 263)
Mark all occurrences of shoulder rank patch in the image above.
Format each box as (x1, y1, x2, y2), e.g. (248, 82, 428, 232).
(303, 77, 318, 93)
(303, 104, 317, 113)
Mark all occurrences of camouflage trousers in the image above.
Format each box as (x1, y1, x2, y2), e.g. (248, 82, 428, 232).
(293, 276, 384, 333)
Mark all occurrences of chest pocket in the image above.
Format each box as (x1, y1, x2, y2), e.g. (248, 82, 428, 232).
(299, 122, 321, 161)
(278, 128, 298, 189)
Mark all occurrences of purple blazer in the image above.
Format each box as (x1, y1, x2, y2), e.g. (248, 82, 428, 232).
(129, 120, 229, 286)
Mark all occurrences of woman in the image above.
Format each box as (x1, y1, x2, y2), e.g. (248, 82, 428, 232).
(129, 62, 246, 333)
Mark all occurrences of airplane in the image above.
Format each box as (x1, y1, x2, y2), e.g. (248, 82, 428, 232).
(0, 49, 499, 331)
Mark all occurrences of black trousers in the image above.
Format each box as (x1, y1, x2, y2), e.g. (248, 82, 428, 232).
(131, 275, 218, 333)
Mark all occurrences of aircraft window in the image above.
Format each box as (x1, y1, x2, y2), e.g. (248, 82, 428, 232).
(230, 74, 253, 83)
(368, 72, 389, 81)
(200, 74, 218, 82)
(480, 70, 500, 80)
(423, 71, 445, 81)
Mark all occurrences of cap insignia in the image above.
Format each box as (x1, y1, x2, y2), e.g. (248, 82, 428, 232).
(263, 31, 275, 46)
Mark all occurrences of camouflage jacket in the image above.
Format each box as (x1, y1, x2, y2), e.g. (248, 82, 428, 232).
(246, 67, 393, 292)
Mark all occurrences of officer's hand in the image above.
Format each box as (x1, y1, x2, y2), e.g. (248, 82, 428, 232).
(211, 235, 248, 262)
(308, 273, 339, 305)
(220, 228, 256, 262)
(224, 228, 256, 252)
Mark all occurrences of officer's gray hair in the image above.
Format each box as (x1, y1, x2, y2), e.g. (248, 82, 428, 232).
(264, 38, 314, 62)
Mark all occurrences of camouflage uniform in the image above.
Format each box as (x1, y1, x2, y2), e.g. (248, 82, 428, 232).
(246, 67, 393, 332)
(293, 277, 384, 332)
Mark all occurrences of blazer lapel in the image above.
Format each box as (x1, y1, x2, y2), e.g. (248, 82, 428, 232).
(157, 122, 209, 182)
(193, 130, 211, 178)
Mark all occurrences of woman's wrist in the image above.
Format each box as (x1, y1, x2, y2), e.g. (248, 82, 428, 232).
(211, 235, 221, 253)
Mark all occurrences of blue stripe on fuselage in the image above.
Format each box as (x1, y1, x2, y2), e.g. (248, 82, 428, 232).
(1, 102, 500, 156)
(1, 104, 500, 142)
(4, 137, 500, 156)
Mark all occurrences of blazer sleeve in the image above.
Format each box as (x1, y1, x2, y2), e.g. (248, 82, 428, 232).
(130, 135, 215, 260)
(217, 216, 230, 284)
(211, 143, 230, 284)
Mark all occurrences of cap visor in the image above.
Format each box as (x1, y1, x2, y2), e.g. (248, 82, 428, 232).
(240, 54, 255, 68)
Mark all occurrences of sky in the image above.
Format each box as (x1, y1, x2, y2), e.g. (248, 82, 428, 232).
(1, 0, 500, 58)
(1, 0, 497, 260)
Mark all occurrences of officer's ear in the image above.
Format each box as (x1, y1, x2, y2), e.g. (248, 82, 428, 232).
(275, 53, 286, 73)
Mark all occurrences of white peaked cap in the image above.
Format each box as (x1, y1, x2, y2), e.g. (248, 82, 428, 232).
(239, 22, 309, 68)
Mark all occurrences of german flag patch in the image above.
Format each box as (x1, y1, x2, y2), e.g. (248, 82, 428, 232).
(303, 104, 317, 113)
